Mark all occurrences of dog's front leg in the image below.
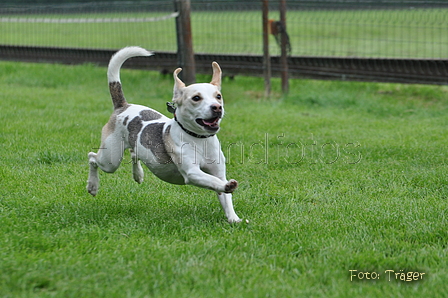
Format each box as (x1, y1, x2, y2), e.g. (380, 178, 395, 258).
(180, 166, 237, 193)
(178, 164, 241, 223)
(130, 148, 144, 184)
(181, 167, 241, 223)
(217, 192, 241, 223)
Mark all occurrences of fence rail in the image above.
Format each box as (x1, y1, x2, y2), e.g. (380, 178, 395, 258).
(1, 45, 446, 85)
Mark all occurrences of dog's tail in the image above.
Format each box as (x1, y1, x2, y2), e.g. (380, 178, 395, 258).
(107, 46, 153, 110)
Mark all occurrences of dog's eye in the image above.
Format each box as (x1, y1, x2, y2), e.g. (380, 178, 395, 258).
(192, 95, 202, 102)
(216, 94, 222, 100)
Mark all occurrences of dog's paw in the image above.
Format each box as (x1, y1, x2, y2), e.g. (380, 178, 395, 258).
(131, 153, 144, 184)
(224, 179, 238, 193)
(133, 175, 144, 184)
(132, 166, 144, 184)
(86, 181, 98, 197)
(228, 217, 242, 224)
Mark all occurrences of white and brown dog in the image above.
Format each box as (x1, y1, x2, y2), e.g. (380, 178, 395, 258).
(87, 46, 241, 223)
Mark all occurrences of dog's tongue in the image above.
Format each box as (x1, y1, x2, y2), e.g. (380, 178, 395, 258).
(203, 118, 219, 126)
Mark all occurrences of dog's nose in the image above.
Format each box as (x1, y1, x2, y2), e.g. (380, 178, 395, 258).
(210, 104, 222, 114)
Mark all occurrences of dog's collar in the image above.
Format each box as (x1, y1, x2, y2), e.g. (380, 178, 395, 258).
(174, 116, 215, 138)
(167, 102, 215, 139)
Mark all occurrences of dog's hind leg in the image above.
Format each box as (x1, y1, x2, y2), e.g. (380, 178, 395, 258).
(87, 152, 100, 196)
(86, 133, 126, 196)
(130, 148, 144, 184)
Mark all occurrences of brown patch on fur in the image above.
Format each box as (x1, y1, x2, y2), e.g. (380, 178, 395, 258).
(140, 109, 163, 121)
(127, 116, 143, 149)
(123, 115, 129, 126)
(140, 123, 172, 164)
(109, 82, 128, 110)
(165, 124, 171, 136)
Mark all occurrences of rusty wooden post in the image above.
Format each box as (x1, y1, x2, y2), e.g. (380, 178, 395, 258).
(262, 0, 271, 98)
(279, 0, 289, 95)
(174, 0, 196, 84)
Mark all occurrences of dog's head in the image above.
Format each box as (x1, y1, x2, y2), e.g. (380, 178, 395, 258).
(172, 62, 224, 135)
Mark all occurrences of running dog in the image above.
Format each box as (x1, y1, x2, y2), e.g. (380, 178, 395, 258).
(87, 46, 241, 223)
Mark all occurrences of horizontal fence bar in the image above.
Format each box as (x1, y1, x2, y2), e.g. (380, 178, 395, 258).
(0, 13, 179, 23)
(0, 45, 447, 85)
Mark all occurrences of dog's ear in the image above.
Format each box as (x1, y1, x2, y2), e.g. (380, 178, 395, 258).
(210, 62, 222, 90)
(173, 68, 185, 103)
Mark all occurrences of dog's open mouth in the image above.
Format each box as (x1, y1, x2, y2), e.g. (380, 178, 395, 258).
(196, 117, 220, 131)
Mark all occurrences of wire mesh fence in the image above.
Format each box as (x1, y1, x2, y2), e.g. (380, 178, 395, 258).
(0, 0, 447, 59)
(0, 1, 447, 84)
(0, 1, 177, 51)
(284, 7, 448, 59)
(192, 0, 448, 58)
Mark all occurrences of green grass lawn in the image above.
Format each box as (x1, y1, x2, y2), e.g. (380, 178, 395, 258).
(0, 60, 447, 297)
(0, 8, 447, 58)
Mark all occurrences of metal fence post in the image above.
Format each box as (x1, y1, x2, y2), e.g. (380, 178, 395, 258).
(174, 0, 196, 85)
(262, 0, 271, 98)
